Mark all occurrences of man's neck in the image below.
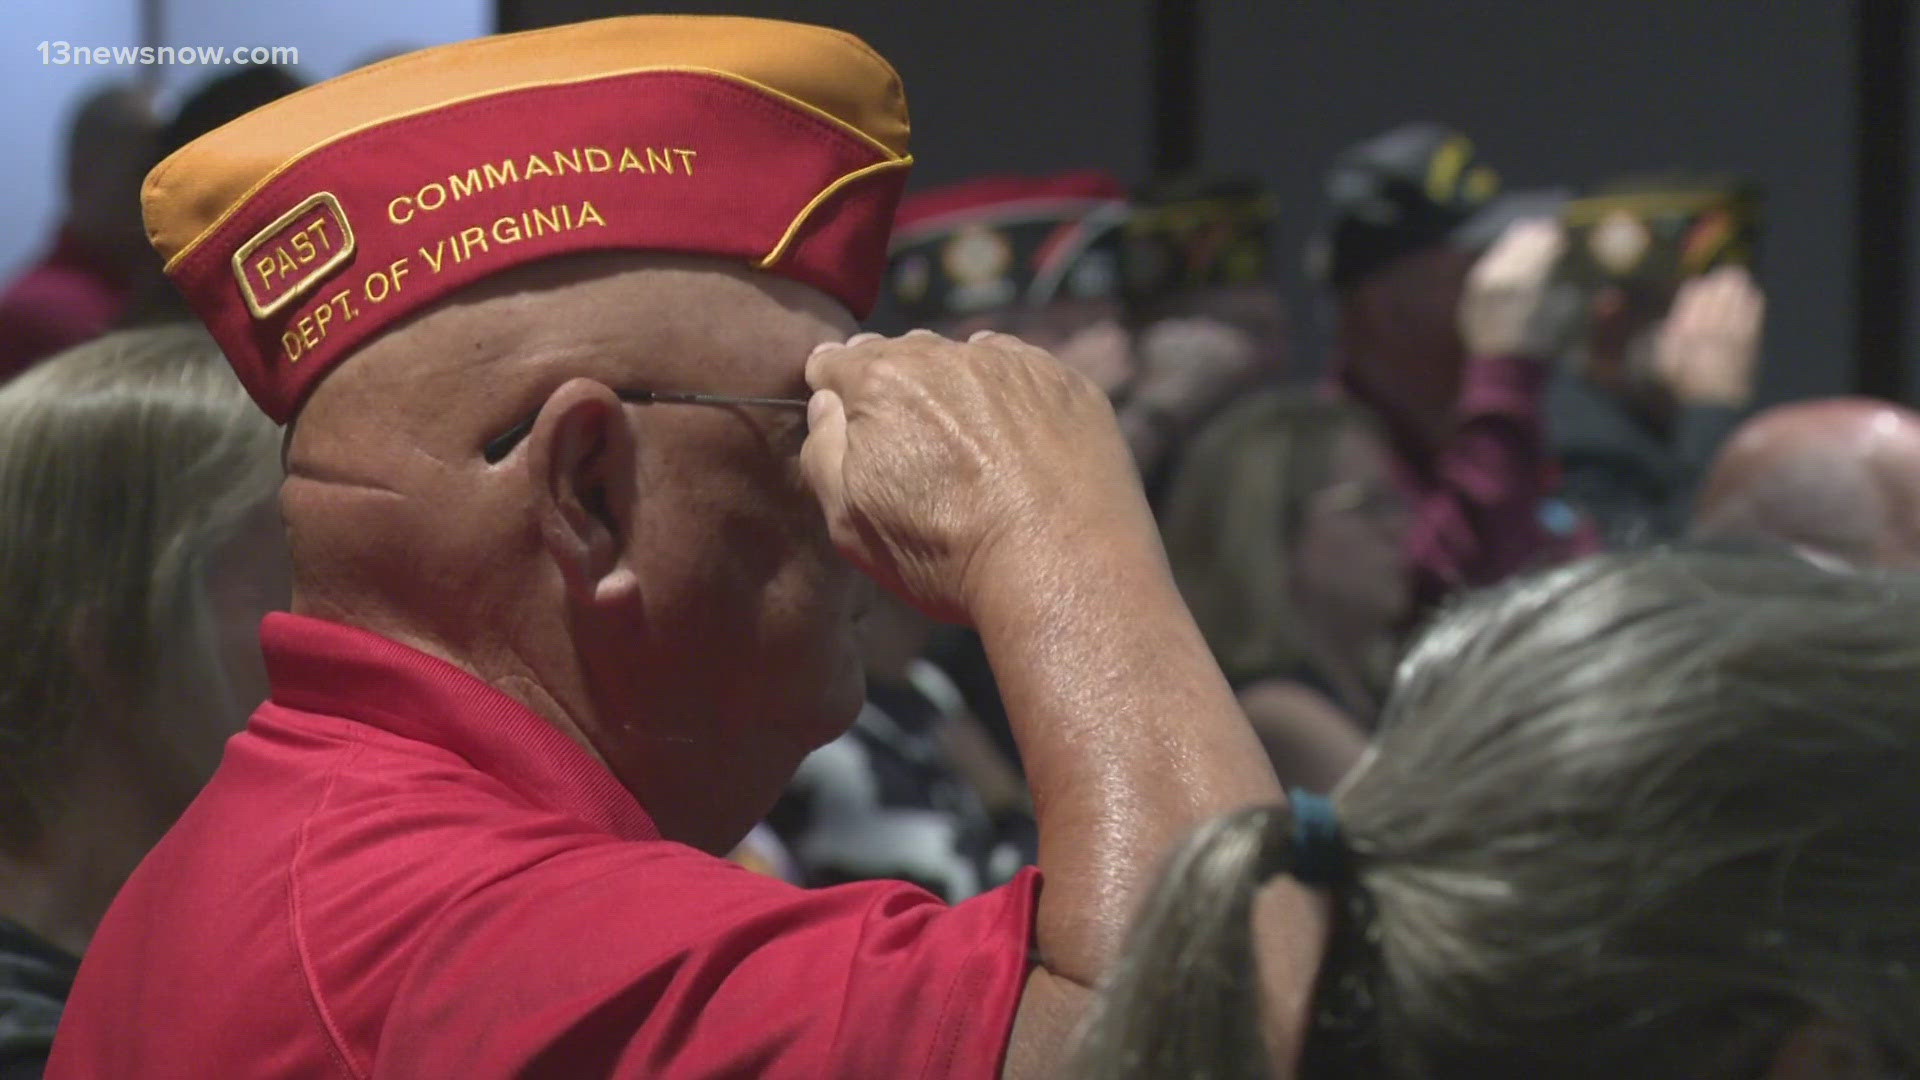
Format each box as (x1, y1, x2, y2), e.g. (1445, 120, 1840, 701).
(293, 589, 787, 859)
(407, 618, 771, 855)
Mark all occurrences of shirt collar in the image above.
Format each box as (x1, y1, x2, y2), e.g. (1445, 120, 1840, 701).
(260, 612, 659, 843)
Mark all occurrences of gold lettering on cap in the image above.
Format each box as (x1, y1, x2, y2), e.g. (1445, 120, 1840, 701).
(233, 191, 356, 320)
(415, 201, 608, 275)
(278, 289, 359, 363)
(380, 147, 693, 229)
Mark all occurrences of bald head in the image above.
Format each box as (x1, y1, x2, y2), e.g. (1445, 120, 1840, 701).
(1693, 398, 1920, 568)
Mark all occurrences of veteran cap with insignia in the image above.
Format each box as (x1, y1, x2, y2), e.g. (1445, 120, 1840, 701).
(883, 171, 1129, 328)
(1309, 122, 1541, 293)
(142, 15, 912, 424)
(1123, 173, 1279, 308)
(1559, 173, 1761, 298)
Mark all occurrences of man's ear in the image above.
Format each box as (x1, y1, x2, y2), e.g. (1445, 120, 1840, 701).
(525, 378, 640, 607)
(1765, 1020, 1884, 1080)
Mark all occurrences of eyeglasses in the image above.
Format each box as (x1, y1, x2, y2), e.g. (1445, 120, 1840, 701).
(483, 389, 810, 464)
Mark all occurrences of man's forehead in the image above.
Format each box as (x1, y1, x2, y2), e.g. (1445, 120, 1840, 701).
(534, 262, 847, 379)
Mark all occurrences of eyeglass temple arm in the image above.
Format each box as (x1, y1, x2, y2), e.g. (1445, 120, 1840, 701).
(482, 390, 810, 464)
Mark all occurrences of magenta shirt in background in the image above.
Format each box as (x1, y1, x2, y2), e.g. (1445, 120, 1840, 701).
(1340, 355, 1603, 610)
(0, 230, 133, 384)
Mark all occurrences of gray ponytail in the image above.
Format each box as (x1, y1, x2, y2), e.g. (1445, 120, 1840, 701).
(1069, 804, 1296, 1080)
(1076, 549, 1920, 1078)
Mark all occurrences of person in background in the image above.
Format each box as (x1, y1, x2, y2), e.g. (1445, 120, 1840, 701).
(1692, 397, 1920, 568)
(1075, 549, 1919, 1079)
(1548, 176, 1765, 546)
(770, 591, 1032, 902)
(117, 65, 307, 328)
(0, 327, 287, 1079)
(1311, 122, 1598, 610)
(1119, 173, 1285, 499)
(883, 171, 1139, 394)
(1161, 391, 1410, 792)
(896, 173, 1278, 772)
(0, 85, 158, 382)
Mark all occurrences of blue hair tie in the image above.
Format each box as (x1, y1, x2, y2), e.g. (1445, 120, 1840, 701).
(1287, 789, 1347, 887)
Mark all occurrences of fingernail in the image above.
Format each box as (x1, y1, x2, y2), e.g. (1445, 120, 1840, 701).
(811, 341, 844, 357)
(808, 390, 830, 427)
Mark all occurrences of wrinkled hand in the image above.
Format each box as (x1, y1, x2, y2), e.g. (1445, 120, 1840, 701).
(1458, 218, 1580, 359)
(1129, 316, 1261, 424)
(1656, 266, 1764, 407)
(802, 329, 1153, 623)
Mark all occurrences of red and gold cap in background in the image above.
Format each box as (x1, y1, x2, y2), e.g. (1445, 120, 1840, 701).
(882, 171, 1129, 327)
(143, 15, 912, 423)
(1559, 174, 1761, 298)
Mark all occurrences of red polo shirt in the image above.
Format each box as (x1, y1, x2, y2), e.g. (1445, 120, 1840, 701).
(48, 614, 1040, 1078)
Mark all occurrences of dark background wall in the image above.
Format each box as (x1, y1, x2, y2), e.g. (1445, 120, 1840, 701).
(504, 0, 1870, 408)
(503, 0, 1157, 186)
(1202, 2, 1856, 401)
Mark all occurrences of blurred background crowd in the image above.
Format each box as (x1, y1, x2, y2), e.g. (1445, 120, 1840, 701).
(4, 3, 1920, 1075)
(0, 1, 1889, 894)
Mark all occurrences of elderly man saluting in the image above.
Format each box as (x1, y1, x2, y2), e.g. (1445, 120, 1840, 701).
(48, 16, 1296, 1079)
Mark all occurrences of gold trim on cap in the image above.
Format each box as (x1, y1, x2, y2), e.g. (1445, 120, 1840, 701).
(1562, 190, 1735, 225)
(229, 191, 356, 320)
(760, 155, 913, 269)
(165, 66, 904, 275)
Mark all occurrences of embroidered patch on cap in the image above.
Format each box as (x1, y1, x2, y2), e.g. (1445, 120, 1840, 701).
(231, 192, 356, 322)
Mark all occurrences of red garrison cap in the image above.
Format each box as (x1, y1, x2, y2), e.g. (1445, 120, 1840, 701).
(884, 171, 1129, 324)
(142, 15, 912, 423)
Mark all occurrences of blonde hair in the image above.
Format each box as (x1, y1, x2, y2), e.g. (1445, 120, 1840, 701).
(1160, 389, 1379, 685)
(0, 326, 280, 856)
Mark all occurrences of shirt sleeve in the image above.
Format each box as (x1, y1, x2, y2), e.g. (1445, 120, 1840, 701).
(372, 842, 1040, 1080)
(1405, 355, 1599, 605)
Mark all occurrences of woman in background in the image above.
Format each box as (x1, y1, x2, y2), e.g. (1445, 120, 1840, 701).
(1076, 549, 1918, 1079)
(1161, 390, 1411, 791)
(0, 327, 286, 1077)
